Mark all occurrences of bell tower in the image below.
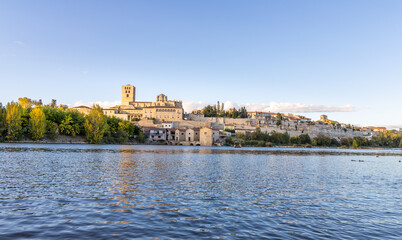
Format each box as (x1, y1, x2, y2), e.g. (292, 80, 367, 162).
(122, 84, 135, 106)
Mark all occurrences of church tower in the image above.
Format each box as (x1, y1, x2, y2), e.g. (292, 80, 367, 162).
(122, 84, 135, 106)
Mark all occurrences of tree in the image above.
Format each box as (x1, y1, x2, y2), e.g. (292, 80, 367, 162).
(299, 134, 312, 144)
(18, 97, 33, 109)
(399, 139, 402, 148)
(50, 99, 57, 108)
(225, 137, 234, 146)
(0, 103, 6, 140)
(352, 139, 359, 148)
(118, 121, 136, 138)
(59, 104, 69, 110)
(46, 120, 59, 139)
(84, 105, 108, 143)
(60, 114, 80, 136)
(341, 137, 353, 146)
(202, 105, 217, 117)
(29, 107, 46, 140)
(312, 134, 331, 146)
(276, 113, 283, 126)
(32, 99, 43, 106)
(6, 102, 23, 140)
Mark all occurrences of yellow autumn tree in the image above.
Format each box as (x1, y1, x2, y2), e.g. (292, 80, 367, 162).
(84, 105, 108, 143)
(6, 102, 23, 140)
(29, 107, 46, 140)
(18, 97, 33, 109)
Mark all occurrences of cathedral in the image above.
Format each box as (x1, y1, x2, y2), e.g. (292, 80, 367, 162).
(103, 84, 184, 122)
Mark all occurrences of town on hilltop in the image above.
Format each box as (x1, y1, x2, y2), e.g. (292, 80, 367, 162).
(72, 84, 399, 147)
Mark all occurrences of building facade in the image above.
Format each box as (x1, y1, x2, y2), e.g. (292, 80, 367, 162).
(102, 84, 184, 122)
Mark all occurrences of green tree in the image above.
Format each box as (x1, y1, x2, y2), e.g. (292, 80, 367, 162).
(341, 137, 353, 146)
(299, 134, 312, 144)
(290, 136, 300, 145)
(59, 114, 80, 136)
(118, 121, 136, 138)
(0, 103, 6, 140)
(312, 134, 331, 146)
(399, 139, 402, 148)
(137, 131, 146, 143)
(84, 105, 108, 143)
(29, 107, 46, 140)
(6, 102, 23, 140)
(46, 120, 59, 139)
(276, 113, 283, 126)
(352, 139, 359, 148)
(202, 105, 217, 117)
(225, 137, 234, 146)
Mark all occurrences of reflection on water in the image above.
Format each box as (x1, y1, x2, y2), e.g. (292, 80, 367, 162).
(0, 144, 401, 239)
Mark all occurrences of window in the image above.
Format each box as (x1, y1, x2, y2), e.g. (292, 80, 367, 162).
(126, 94, 129, 97)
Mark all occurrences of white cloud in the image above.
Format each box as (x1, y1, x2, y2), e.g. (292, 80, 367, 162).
(14, 41, 24, 45)
(71, 100, 120, 108)
(82, 70, 89, 75)
(383, 124, 402, 130)
(183, 100, 354, 113)
(182, 101, 209, 111)
(261, 102, 355, 113)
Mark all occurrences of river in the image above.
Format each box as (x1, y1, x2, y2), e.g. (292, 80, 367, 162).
(0, 144, 401, 239)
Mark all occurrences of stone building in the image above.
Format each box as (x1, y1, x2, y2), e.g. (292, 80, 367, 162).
(200, 127, 219, 146)
(248, 112, 273, 119)
(122, 85, 136, 106)
(103, 84, 184, 122)
(175, 129, 186, 142)
(185, 128, 200, 142)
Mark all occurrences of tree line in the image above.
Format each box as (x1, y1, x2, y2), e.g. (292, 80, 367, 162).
(0, 98, 145, 144)
(194, 101, 248, 118)
(225, 128, 402, 148)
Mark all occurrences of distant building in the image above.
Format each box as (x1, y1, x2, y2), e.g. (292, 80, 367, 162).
(72, 105, 92, 115)
(161, 122, 174, 129)
(248, 112, 273, 119)
(143, 127, 166, 141)
(320, 115, 328, 122)
(367, 126, 387, 133)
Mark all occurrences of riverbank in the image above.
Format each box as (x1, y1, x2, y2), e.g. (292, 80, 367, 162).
(4, 135, 141, 145)
(2, 139, 400, 150)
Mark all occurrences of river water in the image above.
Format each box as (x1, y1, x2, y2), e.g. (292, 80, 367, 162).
(0, 144, 401, 239)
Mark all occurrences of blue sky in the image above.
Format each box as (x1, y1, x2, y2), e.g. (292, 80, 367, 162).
(0, 1, 401, 128)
